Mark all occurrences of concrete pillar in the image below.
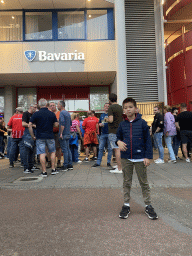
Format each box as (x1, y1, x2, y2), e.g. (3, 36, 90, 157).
(110, 74, 117, 94)
(114, 0, 127, 106)
(4, 85, 16, 125)
(154, 0, 167, 104)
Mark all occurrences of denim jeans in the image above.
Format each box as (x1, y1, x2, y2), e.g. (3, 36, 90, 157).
(97, 133, 112, 165)
(59, 135, 72, 168)
(172, 135, 180, 157)
(6, 137, 12, 159)
(22, 146, 34, 170)
(9, 138, 24, 165)
(154, 132, 164, 160)
(164, 136, 176, 161)
(70, 144, 79, 162)
(0, 135, 5, 153)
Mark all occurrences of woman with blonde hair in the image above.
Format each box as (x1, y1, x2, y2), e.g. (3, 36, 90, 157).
(69, 113, 82, 163)
(164, 105, 177, 163)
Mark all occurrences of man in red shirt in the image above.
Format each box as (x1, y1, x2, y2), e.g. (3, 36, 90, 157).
(82, 111, 99, 162)
(7, 107, 25, 168)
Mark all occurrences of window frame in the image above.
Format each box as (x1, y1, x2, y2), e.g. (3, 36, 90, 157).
(0, 8, 114, 42)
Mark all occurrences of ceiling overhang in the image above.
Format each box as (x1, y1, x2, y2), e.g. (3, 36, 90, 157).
(0, 0, 114, 10)
(0, 71, 116, 87)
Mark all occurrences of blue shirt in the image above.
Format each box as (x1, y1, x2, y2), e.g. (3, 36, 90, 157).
(59, 110, 72, 135)
(30, 108, 57, 139)
(99, 113, 109, 134)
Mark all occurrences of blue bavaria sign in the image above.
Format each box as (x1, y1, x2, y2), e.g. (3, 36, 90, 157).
(24, 50, 36, 62)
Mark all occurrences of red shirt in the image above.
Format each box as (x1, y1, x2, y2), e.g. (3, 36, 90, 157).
(82, 116, 99, 133)
(7, 114, 25, 138)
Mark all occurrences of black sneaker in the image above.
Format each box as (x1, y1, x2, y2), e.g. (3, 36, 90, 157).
(93, 157, 97, 161)
(57, 161, 62, 168)
(90, 156, 95, 160)
(9, 163, 14, 168)
(145, 205, 158, 220)
(60, 166, 68, 172)
(24, 169, 34, 174)
(39, 172, 48, 177)
(119, 205, 130, 219)
(51, 169, 59, 175)
(31, 166, 40, 171)
(84, 158, 89, 162)
(67, 165, 73, 170)
(92, 163, 100, 168)
(107, 163, 115, 169)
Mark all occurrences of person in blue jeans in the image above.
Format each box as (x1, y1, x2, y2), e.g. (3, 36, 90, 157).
(164, 106, 177, 163)
(57, 100, 73, 172)
(92, 103, 113, 168)
(151, 106, 164, 164)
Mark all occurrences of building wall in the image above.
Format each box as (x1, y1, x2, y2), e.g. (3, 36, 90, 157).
(0, 41, 116, 74)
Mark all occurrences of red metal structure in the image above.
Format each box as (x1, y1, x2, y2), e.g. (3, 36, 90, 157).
(164, 0, 192, 110)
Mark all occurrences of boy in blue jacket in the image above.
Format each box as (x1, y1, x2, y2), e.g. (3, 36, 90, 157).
(116, 98, 158, 220)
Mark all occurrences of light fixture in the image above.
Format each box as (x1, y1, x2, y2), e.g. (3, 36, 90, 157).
(89, 15, 92, 18)
(1, 0, 5, 3)
(12, 16, 15, 19)
(88, 0, 91, 2)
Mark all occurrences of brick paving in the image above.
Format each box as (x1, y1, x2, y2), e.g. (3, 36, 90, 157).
(0, 149, 192, 256)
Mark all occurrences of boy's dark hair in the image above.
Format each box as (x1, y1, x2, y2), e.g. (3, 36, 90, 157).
(154, 105, 160, 110)
(91, 110, 95, 115)
(109, 93, 117, 103)
(122, 97, 137, 108)
(181, 103, 187, 108)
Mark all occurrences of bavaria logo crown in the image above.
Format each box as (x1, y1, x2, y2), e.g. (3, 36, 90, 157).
(24, 50, 36, 62)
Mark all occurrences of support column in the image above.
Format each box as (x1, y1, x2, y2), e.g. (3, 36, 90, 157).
(115, 0, 127, 106)
(4, 85, 16, 125)
(154, 0, 167, 104)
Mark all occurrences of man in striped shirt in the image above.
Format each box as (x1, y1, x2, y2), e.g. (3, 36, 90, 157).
(7, 107, 25, 168)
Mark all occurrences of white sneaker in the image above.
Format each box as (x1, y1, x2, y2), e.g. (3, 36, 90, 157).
(154, 158, 160, 163)
(109, 168, 123, 174)
(186, 158, 191, 163)
(112, 165, 118, 168)
(168, 159, 176, 163)
(155, 159, 164, 164)
(77, 160, 82, 163)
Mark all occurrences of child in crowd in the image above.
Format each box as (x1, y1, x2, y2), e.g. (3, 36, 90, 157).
(116, 97, 158, 220)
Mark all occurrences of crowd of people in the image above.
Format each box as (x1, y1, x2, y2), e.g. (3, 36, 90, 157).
(1, 93, 192, 220)
(151, 103, 192, 164)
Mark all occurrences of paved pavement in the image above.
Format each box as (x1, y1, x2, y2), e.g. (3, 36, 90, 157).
(0, 149, 192, 256)
(0, 149, 192, 190)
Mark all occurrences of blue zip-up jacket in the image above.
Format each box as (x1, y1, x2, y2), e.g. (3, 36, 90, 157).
(116, 114, 153, 159)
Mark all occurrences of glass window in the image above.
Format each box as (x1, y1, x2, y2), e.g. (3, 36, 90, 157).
(75, 100, 89, 111)
(90, 87, 109, 112)
(87, 10, 108, 40)
(25, 12, 52, 40)
(17, 88, 37, 112)
(0, 12, 22, 41)
(65, 100, 89, 112)
(58, 11, 85, 40)
(0, 88, 4, 114)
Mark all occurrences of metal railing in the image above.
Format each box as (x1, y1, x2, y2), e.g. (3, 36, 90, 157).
(137, 102, 164, 115)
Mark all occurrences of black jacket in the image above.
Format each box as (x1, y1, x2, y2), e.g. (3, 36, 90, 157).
(152, 113, 164, 134)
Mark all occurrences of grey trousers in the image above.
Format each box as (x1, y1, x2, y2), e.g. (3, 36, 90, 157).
(121, 159, 151, 205)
